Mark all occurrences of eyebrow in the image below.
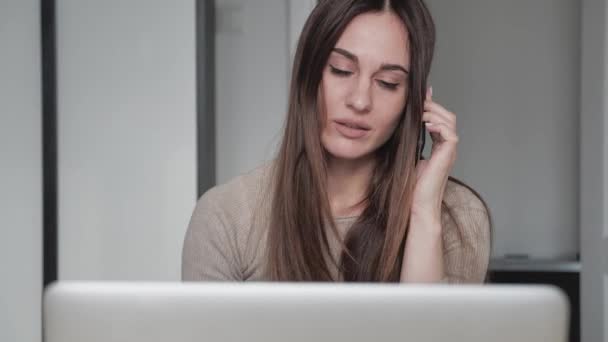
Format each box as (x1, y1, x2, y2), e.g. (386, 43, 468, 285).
(332, 48, 409, 74)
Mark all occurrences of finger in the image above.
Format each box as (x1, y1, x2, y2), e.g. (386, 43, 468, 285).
(425, 122, 459, 144)
(422, 111, 455, 131)
(424, 102, 456, 127)
(424, 103, 456, 128)
(424, 101, 456, 127)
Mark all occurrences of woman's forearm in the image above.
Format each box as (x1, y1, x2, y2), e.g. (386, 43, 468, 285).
(400, 214, 445, 283)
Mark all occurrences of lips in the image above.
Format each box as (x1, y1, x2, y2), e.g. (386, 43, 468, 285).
(333, 119, 371, 139)
(334, 119, 371, 131)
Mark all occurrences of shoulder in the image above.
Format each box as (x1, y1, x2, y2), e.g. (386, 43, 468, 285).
(443, 178, 488, 213)
(195, 161, 274, 223)
(182, 161, 274, 280)
(441, 177, 491, 238)
(440, 178, 491, 283)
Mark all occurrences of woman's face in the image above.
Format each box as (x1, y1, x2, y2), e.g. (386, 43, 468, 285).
(319, 11, 410, 161)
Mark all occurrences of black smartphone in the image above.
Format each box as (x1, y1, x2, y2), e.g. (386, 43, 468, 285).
(416, 123, 427, 164)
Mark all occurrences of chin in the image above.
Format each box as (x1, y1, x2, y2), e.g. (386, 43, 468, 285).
(322, 139, 372, 161)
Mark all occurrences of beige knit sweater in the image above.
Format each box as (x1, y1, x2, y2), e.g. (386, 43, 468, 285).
(182, 162, 491, 283)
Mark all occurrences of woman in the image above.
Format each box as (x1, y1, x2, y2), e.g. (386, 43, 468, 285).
(182, 0, 492, 283)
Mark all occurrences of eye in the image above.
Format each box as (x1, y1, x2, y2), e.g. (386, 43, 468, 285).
(329, 65, 353, 77)
(378, 80, 399, 91)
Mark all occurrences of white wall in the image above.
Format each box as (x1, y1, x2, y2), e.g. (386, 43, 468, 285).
(0, 1, 42, 341)
(215, 0, 288, 183)
(427, 0, 580, 260)
(215, 0, 315, 183)
(288, 0, 317, 60)
(56, 0, 197, 280)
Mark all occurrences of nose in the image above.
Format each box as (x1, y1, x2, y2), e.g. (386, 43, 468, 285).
(346, 76, 372, 113)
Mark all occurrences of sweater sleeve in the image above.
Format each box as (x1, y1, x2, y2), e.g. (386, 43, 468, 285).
(441, 205, 491, 283)
(181, 190, 243, 281)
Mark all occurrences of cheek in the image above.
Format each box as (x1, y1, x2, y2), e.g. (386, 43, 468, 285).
(376, 95, 406, 132)
(369, 111, 402, 150)
(378, 112, 403, 139)
(320, 72, 349, 116)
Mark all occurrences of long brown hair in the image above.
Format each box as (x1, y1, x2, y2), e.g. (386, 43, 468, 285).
(266, 0, 492, 282)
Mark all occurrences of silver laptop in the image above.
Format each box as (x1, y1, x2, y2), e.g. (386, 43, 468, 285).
(44, 282, 569, 342)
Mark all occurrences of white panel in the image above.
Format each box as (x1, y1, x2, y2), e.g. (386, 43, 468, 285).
(604, 2, 608, 336)
(605, 274, 608, 341)
(576, 0, 605, 340)
(57, 0, 197, 280)
(427, 0, 579, 259)
(215, 0, 289, 183)
(605, 17, 608, 339)
(0, 1, 42, 341)
(605, 0, 608, 242)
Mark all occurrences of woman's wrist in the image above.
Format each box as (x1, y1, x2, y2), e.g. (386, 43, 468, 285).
(409, 211, 442, 235)
(400, 214, 445, 283)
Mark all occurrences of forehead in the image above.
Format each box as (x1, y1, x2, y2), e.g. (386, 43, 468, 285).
(333, 11, 410, 67)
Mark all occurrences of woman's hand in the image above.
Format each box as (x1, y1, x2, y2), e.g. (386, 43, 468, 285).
(400, 86, 458, 283)
(410, 86, 459, 223)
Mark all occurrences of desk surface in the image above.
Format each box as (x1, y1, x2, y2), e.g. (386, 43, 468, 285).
(490, 258, 581, 272)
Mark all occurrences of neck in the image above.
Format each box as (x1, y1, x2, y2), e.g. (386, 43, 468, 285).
(326, 154, 376, 218)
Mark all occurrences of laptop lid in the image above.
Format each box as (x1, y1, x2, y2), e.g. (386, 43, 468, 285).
(43, 282, 569, 342)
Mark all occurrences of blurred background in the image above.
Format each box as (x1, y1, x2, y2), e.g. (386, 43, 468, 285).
(1, 0, 606, 341)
